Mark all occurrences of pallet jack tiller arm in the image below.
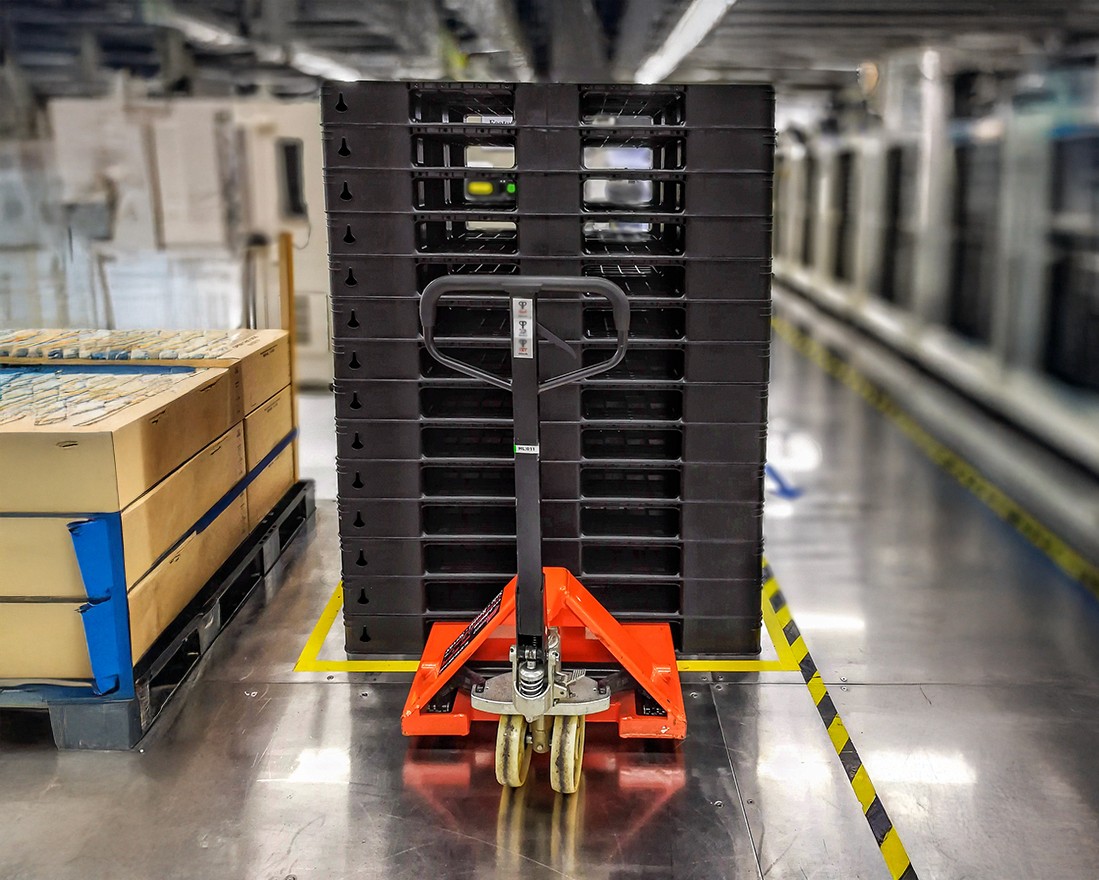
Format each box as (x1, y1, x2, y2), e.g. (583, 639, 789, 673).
(422, 275, 630, 708)
(408, 275, 686, 792)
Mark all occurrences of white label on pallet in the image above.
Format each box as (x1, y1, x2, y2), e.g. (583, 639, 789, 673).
(512, 297, 534, 359)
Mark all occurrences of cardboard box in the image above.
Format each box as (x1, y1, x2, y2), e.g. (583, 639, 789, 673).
(0, 366, 233, 513)
(0, 329, 291, 422)
(0, 494, 249, 681)
(244, 385, 294, 471)
(0, 425, 245, 598)
(0, 518, 86, 599)
(247, 444, 296, 531)
(128, 493, 249, 664)
(0, 603, 91, 681)
(120, 424, 245, 588)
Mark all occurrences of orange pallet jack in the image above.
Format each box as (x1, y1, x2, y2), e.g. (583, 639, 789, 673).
(402, 276, 687, 794)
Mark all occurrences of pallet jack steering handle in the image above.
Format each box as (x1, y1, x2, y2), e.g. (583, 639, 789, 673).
(420, 275, 631, 392)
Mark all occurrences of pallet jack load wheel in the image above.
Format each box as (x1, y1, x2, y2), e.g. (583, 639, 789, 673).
(495, 714, 533, 787)
(549, 715, 585, 795)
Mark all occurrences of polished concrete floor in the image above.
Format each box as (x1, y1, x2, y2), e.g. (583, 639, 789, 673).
(4, 339, 1099, 879)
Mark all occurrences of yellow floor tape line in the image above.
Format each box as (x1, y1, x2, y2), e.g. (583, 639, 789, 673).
(762, 565, 919, 880)
(293, 564, 919, 877)
(771, 313, 1099, 597)
(293, 585, 420, 673)
(294, 579, 802, 674)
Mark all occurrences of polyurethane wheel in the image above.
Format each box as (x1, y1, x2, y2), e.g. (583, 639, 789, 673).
(495, 714, 532, 788)
(549, 714, 586, 795)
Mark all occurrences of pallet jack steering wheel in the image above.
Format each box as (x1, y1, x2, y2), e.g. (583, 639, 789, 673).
(411, 275, 685, 794)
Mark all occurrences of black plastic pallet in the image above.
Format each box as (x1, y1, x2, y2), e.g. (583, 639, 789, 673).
(335, 497, 763, 539)
(333, 421, 767, 464)
(341, 610, 762, 657)
(0, 481, 316, 750)
(324, 81, 772, 656)
(335, 460, 763, 503)
(327, 169, 773, 215)
(331, 297, 770, 343)
(331, 257, 772, 300)
(341, 570, 763, 618)
(328, 81, 773, 127)
(339, 534, 761, 579)
(331, 379, 767, 423)
(327, 212, 770, 259)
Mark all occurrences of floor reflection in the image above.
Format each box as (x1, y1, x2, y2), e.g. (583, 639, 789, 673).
(403, 724, 686, 878)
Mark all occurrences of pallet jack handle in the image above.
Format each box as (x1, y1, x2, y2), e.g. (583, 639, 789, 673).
(419, 275, 631, 392)
(420, 274, 631, 711)
(406, 278, 686, 776)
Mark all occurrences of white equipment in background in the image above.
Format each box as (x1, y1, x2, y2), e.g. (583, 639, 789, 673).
(41, 86, 333, 387)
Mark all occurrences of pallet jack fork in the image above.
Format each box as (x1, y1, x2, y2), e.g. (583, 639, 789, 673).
(403, 276, 687, 794)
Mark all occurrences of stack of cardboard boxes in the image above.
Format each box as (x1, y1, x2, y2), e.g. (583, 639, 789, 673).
(0, 330, 294, 682)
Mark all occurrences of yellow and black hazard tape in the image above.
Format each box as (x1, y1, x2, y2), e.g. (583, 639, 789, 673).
(771, 314, 1099, 598)
(762, 564, 919, 880)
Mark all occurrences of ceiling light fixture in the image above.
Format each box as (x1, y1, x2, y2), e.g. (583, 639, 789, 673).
(290, 48, 363, 83)
(635, 0, 737, 84)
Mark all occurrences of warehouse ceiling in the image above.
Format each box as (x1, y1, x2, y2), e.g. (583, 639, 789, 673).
(634, 0, 1099, 88)
(3, 0, 1099, 101)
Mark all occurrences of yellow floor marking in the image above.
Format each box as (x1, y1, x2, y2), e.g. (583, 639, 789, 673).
(806, 671, 827, 704)
(880, 830, 913, 879)
(851, 765, 877, 811)
(827, 714, 850, 752)
(295, 578, 803, 674)
(293, 561, 918, 877)
(293, 584, 419, 673)
(772, 313, 1099, 598)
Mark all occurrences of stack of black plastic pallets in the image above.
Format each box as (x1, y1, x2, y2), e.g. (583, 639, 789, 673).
(323, 82, 773, 656)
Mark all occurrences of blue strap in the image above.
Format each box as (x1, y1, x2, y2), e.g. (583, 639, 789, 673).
(69, 515, 131, 697)
(0, 362, 194, 375)
(57, 428, 297, 697)
(765, 463, 804, 500)
(193, 427, 298, 535)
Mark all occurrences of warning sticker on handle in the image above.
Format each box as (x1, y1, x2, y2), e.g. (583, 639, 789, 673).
(441, 589, 504, 671)
(512, 297, 534, 359)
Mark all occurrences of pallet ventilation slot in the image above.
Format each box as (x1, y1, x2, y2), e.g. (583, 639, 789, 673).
(425, 542, 516, 574)
(584, 263, 685, 298)
(416, 260, 520, 290)
(423, 466, 515, 497)
(582, 221, 685, 256)
(435, 305, 511, 337)
(579, 90, 686, 126)
(420, 346, 513, 379)
(416, 222, 518, 254)
(426, 581, 508, 612)
(582, 138, 685, 170)
(581, 505, 680, 538)
(584, 581, 681, 614)
(581, 467, 681, 499)
(424, 504, 515, 536)
(408, 87, 514, 123)
(415, 176, 518, 211)
(422, 425, 512, 458)
(582, 428, 683, 460)
(412, 135, 516, 169)
(583, 348, 684, 380)
(420, 387, 512, 418)
(583, 545, 681, 576)
(585, 307, 685, 339)
(582, 388, 683, 420)
(583, 178, 683, 213)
